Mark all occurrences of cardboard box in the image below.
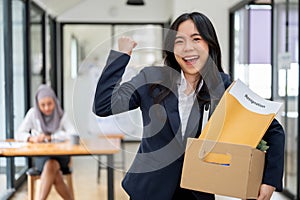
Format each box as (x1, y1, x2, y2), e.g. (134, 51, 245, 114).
(181, 138, 265, 199)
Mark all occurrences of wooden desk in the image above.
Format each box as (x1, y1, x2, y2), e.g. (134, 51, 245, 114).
(0, 137, 120, 200)
(98, 133, 125, 140)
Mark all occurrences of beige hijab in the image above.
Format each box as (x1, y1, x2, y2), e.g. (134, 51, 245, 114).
(34, 84, 64, 135)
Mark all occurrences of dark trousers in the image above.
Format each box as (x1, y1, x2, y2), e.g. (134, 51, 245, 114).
(172, 186, 215, 200)
(129, 186, 215, 200)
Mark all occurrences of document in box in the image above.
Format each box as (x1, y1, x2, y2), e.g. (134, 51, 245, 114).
(199, 79, 282, 164)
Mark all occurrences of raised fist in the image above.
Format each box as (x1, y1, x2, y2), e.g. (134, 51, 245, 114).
(118, 36, 137, 56)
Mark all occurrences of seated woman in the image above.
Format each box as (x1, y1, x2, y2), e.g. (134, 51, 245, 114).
(15, 84, 75, 200)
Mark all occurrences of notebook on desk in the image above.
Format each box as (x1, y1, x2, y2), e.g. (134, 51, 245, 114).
(0, 141, 27, 148)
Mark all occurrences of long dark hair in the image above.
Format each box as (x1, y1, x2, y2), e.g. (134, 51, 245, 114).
(152, 12, 224, 103)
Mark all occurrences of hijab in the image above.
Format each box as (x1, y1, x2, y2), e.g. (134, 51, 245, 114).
(34, 84, 64, 135)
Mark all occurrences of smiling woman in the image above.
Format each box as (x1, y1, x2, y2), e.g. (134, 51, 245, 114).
(93, 12, 285, 200)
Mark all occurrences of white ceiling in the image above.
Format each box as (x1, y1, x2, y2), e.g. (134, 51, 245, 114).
(33, 0, 171, 23)
(33, 0, 84, 16)
(34, 0, 298, 18)
(33, 0, 151, 19)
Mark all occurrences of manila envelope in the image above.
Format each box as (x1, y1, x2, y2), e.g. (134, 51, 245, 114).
(199, 79, 282, 164)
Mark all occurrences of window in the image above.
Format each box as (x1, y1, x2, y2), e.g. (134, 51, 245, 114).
(12, 0, 27, 181)
(30, 4, 44, 105)
(231, 5, 272, 99)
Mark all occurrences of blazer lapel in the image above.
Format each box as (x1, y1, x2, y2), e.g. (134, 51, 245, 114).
(163, 90, 183, 145)
(183, 84, 211, 144)
(183, 100, 203, 144)
(162, 78, 211, 146)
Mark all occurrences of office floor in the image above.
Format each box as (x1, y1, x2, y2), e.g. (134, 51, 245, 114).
(10, 142, 290, 200)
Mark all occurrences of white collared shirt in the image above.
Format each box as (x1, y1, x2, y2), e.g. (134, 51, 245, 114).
(178, 72, 203, 139)
(15, 108, 76, 142)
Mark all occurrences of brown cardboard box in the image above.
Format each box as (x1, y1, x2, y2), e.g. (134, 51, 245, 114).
(181, 138, 265, 199)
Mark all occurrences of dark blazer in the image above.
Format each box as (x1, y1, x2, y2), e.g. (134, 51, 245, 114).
(93, 50, 285, 200)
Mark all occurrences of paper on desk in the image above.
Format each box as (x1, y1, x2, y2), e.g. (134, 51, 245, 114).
(0, 142, 27, 148)
(199, 79, 282, 164)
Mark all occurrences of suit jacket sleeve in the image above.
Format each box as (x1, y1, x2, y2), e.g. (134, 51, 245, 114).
(93, 50, 143, 117)
(262, 119, 285, 191)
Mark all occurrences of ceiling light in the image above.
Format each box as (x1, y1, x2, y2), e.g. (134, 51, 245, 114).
(126, 0, 145, 6)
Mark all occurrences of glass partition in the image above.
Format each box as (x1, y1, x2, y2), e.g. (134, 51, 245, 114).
(0, 0, 7, 196)
(231, 4, 272, 99)
(30, 4, 44, 105)
(12, 0, 27, 181)
(47, 16, 55, 87)
(0, 0, 5, 139)
(273, 1, 299, 198)
(230, 0, 299, 198)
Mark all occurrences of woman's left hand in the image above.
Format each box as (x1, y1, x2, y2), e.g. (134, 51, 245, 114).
(257, 184, 275, 200)
(42, 134, 51, 143)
